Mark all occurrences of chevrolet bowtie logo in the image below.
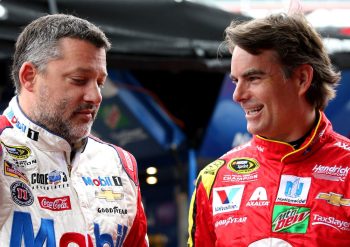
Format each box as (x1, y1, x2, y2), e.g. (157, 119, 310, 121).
(96, 189, 123, 201)
(316, 192, 350, 206)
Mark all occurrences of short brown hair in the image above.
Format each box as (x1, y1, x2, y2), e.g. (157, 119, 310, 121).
(224, 13, 340, 110)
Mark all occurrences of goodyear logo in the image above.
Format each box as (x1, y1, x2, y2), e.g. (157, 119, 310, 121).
(2, 142, 31, 160)
(228, 158, 259, 174)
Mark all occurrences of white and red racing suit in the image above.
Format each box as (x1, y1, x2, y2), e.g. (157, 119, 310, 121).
(0, 97, 149, 247)
(188, 111, 350, 246)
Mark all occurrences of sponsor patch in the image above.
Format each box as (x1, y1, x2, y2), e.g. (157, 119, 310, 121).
(312, 213, 350, 231)
(203, 160, 225, 175)
(27, 128, 39, 141)
(246, 187, 269, 207)
(312, 164, 349, 182)
(38, 196, 72, 211)
(4, 160, 29, 184)
(215, 216, 247, 227)
(96, 188, 124, 202)
(31, 170, 69, 190)
(228, 158, 260, 174)
(276, 175, 311, 204)
(10, 181, 34, 206)
(97, 207, 127, 215)
(334, 141, 350, 151)
(5, 110, 39, 141)
(316, 192, 350, 206)
(82, 176, 123, 187)
(2, 142, 31, 160)
(223, 173, 258, 183)
(272, 205, 310, 233)
(212, 185, 245, 215)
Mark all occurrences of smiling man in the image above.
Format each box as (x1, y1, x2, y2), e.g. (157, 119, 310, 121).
(188, 13, 350, 246)
(0, 14, 148, 246)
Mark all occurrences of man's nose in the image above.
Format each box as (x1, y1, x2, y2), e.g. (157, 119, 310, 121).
(84, 82, 102, 104)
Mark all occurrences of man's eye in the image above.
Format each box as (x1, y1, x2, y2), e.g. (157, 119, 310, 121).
(249, 76, 260, 82)
(72, 78, 87, 84)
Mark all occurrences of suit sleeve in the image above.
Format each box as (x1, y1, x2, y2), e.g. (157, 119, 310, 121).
(188, 175, 216, 247)
(123, 186, 149, 247)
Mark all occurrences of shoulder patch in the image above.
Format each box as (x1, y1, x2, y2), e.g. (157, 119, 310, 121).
(0, 115, 12, 134)
(114, 146, 139, 185)
(198, 159, 225, 198)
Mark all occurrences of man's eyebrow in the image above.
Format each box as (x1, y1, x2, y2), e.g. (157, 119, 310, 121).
(241, 68, 265, 78)
(229, 74, 237, 81)
(230, 68, 265, 82)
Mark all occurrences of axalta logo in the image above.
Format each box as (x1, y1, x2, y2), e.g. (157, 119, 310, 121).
(276, 175, 311, 204)
(2, 142, 31, 159)
(246, 187, 269, 207)
(335, 141, 350, 151)
(82, 176, 123, 187)
(272, 205, 310, 233)
(228, 158, 260, 174)
(10, 211, 128, 247)
(316, 192, 350, 206)
(312, 213, 350, 232)
(212, 185, 244, 215)
(312, 164, 350, 182)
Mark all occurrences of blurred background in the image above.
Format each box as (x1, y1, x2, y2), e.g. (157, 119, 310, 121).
(0, 0, 349, 246)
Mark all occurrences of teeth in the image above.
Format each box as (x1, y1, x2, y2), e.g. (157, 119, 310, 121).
(246, 107, 261, 115)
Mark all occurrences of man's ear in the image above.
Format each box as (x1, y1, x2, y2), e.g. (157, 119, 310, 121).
(19, 62, 37, 92)
(295, 64, 313, 96)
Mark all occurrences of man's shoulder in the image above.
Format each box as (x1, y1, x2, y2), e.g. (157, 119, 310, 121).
(330, 131, 350, 153)
(0, 115, 11, 132)
(86, 135, 139, 185)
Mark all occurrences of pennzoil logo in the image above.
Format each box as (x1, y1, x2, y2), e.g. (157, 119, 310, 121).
(2, 142, 31, 160)
(228, 158, 259, 174)
(316, 192, 350, 207)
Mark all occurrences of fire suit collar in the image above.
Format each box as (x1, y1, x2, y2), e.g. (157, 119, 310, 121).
(253, 111, 331, 163)
(3, 96, 72, 152)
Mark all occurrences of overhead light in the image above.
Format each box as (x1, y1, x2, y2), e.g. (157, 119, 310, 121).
(146, 176, 158, 185)
(0, 4, 8, 20)
(146, 166, 158, 175)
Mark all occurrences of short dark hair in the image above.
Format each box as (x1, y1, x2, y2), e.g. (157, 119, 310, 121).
(224, 13, 340, 110)
(12, 14, 111, 93)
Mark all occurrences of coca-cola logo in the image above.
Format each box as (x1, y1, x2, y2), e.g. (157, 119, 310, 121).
(38, 196, 72, 211)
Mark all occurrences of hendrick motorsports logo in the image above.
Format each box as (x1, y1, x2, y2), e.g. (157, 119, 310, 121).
(228, 158, 260, 174)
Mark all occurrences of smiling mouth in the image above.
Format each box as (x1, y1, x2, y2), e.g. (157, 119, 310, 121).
(245, 106, 263, 116)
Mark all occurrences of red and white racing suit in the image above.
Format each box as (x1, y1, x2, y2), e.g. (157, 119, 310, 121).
(0, 97, 148, 247)
(188, 111, 350, 246)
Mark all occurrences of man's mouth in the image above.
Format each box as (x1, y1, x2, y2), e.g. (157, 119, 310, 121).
(244, 105, 263, 116)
